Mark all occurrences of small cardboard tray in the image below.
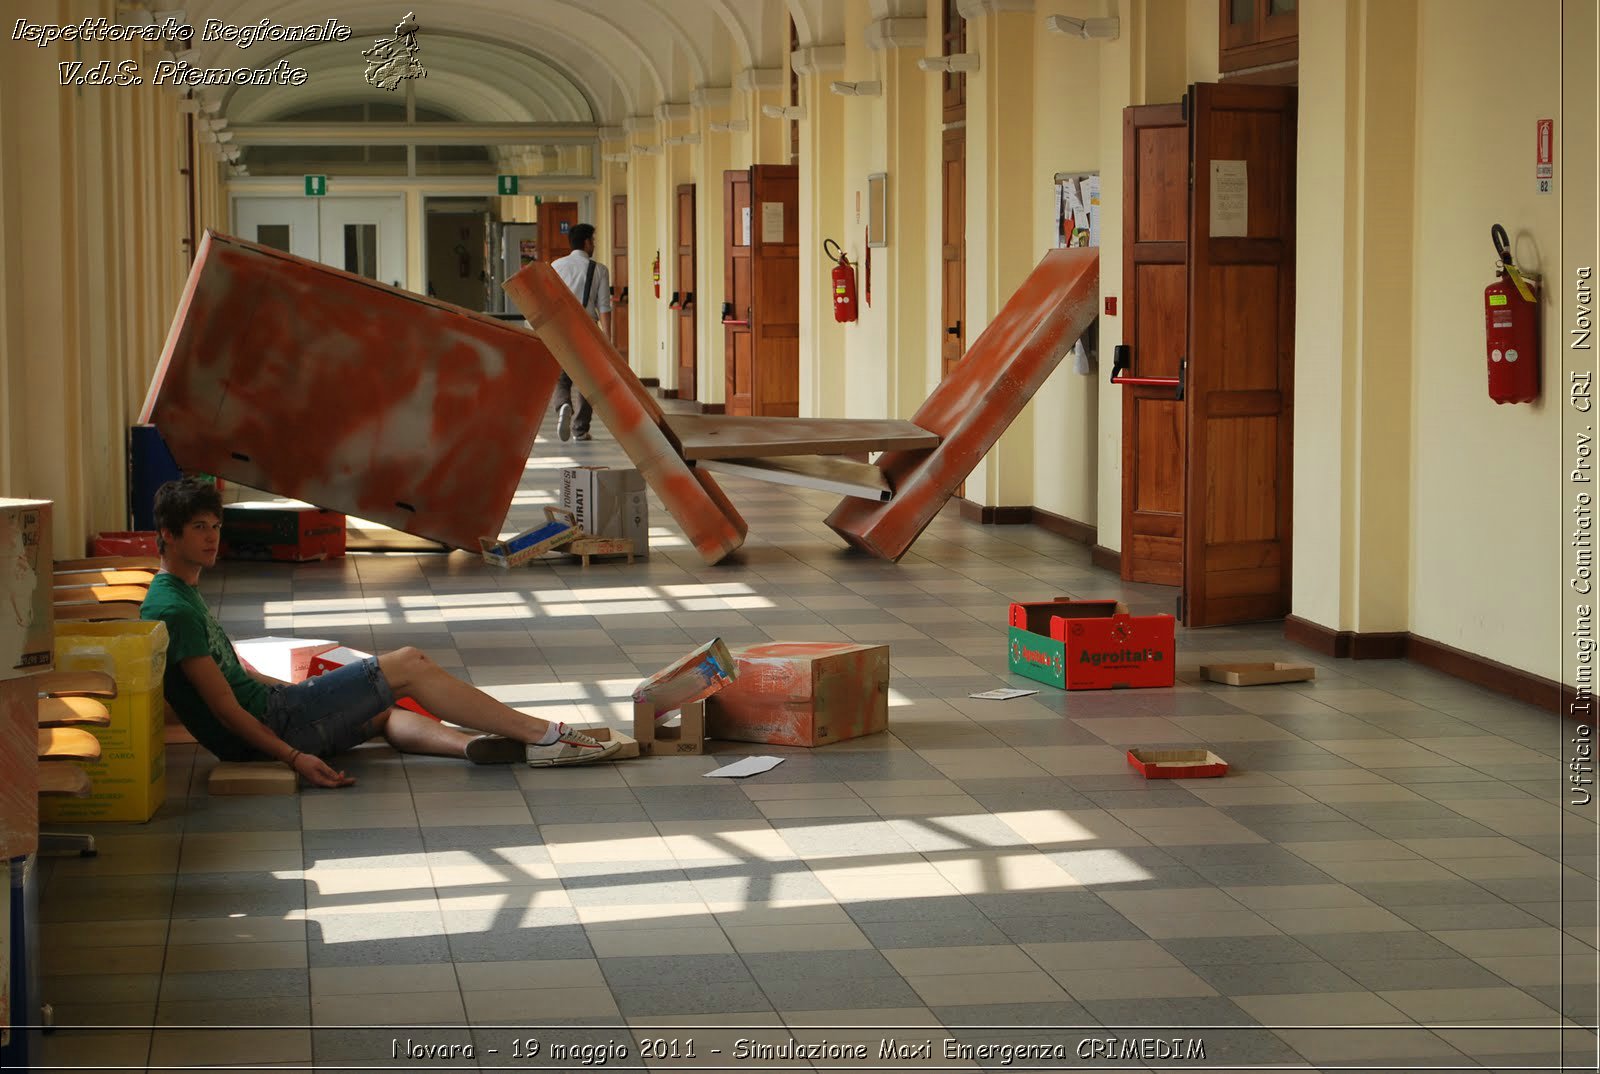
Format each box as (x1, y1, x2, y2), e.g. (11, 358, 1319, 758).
(1127, 748, 1229, 779)
(1199, 662, 1316, 687)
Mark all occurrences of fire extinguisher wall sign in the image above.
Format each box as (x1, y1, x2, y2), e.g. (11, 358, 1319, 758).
(1485, 223, 1540, 405)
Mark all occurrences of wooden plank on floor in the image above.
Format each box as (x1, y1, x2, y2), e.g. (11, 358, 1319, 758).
(696, 456, 894, 501)
(667, 413, 939, 460)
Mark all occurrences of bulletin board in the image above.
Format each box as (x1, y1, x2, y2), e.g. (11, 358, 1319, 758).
(1054, 172, 1100, 249)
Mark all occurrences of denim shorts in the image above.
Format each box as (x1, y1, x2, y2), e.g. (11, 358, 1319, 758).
(262, 656, 396, 758)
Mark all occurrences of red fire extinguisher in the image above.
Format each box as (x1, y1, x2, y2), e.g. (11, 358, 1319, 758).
(1485, 223, 1539, 405)
(652, 251, 661, 299)
(824, 238, 857, 323)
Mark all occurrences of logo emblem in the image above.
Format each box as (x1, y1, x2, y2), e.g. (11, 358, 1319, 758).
(1112, 622, 1131, 644)
(363, 11, 427, 91)
(1009, 638, 1023, 662)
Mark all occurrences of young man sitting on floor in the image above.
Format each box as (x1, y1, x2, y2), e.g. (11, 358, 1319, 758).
(140, 478, 620, 787)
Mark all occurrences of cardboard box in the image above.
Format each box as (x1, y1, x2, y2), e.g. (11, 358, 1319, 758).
(633, 698, 706, 755)
(307, 645, 439, 721)
(208, 762, 298, 796)
(234, 636, 337, 683)
(707, 642, 890, 747)
(633, 638, 736, 718)
(222, 500, 346, 562)
(91, 532, 159, 557)
(1127, 748, 1229, 779)
(41, 620, 169, 823)
(1200, 662, 1316, 687)
(1008, 598, 1175, 690)
(561, 466, 649, 553)
(0, 678, 39, 859)
(0, 499, 53, 679)
(478, 515, 578, 568)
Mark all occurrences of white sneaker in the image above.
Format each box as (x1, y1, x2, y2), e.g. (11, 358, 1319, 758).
(526, 725, 623, 767)
(556, 403, 573, 441)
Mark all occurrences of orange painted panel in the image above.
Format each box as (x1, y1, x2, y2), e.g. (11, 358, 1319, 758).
(140, 232, 559, 550)
(505, 260, 748, 565)
(706, 642, 889, 748)
(827, 248, 1100, 561)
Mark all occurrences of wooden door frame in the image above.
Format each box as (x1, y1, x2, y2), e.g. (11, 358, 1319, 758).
(675, 183, 697, 401)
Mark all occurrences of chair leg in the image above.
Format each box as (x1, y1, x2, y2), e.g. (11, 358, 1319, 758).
(38, 831, 96, 857)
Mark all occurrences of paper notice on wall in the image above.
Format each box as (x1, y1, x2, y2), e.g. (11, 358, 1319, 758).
(760, 201, 784, 243)
(741, 206, 752, 245)
(1209, 160, 1248, 237)
(1083, 174, 1101, 248)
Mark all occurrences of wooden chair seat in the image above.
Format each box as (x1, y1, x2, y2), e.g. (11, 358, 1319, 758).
(38, 727, 103, 763)
(54, 569, 156, 587)
(38, 697, 111, 728)
(38, 764, 93, 798)
(53, 602, 142, 621)
(52, 584, 149, 605)
(33, 670, 118, 698)
(54, 556, 160, 572)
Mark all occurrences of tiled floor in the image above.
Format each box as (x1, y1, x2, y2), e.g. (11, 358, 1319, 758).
(29, 405, 1600, 1071)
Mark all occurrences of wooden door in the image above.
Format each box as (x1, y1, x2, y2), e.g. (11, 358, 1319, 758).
(1120, 104, 1189, 586)
(1184, 82, 1297, 626)
(611, 195, 629, 365)
(675, 184, 697, 400)
(748, 164, 799, 416)
(940, 128, 966, 381)
(724, 169, 753, 415)
(537, 201, 579, 263)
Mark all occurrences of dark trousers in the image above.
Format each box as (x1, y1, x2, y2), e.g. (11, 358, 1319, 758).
(554, 371, 592, 436)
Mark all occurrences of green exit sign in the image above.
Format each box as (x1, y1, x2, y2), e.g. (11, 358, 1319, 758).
(304, 175, 327, 197)
(497, 174, 519, 196)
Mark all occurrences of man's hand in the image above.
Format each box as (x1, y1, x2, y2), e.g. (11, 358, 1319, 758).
(290, 752, 356, 788)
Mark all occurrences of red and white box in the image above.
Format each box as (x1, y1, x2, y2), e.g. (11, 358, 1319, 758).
(307, 646, 440, 721)
(233, 637, 337, 684)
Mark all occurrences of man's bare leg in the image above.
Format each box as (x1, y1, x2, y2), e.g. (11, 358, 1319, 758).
(376, 647, 554, 743)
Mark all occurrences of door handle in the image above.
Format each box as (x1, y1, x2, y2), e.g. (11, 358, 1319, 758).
(668, 291, 681, 309)
(947, 320, 961, 337)
(619, 286, 629, 303)
(1109, 344, 1186, 400)
(682, 291, 694, 309)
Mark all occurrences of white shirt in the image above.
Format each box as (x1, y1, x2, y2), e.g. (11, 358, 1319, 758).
(550, 249, 613, 320)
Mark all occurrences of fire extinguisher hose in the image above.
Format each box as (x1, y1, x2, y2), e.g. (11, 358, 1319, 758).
(823, 237, 847, 267)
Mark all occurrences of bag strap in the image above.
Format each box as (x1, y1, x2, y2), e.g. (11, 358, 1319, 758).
(580, 259, 598, 310)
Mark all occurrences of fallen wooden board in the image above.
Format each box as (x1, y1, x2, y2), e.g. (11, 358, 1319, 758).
(38, 727, 103, 762)
(695, 455, 894, 501)
(827, 248, 1100, 561)
(141, 231, 561, 551)
(54, 557, 159, 573)
(666, 413, 939, 461)
(32, 671, 117, 698)
(52, 570, 157, 588)
(52, 584, 149, 605)
(38, 764, 92, 797)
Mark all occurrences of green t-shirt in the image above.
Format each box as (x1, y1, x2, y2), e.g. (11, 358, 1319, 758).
(140, 572, 270, 761)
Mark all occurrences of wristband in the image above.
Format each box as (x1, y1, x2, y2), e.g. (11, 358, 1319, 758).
(285, 749, 301, 767)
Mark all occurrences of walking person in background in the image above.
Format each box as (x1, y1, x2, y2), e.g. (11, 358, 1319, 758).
(547, 222, 612, 441)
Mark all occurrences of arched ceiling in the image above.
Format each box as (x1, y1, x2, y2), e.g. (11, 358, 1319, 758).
(166, 0, 834, 124)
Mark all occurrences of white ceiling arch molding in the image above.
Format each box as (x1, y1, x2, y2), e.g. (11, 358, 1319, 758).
(179, 0, 666, 118)
(223, 36, 598, 123)
(785, 0, 848, 48)
(699, 0, 764, 70)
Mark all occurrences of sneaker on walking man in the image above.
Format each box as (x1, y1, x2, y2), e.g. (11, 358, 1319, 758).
(547, 222, 612, 441)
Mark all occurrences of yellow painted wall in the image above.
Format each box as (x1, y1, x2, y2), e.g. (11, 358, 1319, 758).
(1406, 0, 1569, 677)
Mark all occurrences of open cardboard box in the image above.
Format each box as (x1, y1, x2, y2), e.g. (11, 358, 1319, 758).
(1200, 662, 1316, 687)
(632, 698, 706, 755)
(1007, 597, 1175, 690)
(1126, 748, 1229, 779)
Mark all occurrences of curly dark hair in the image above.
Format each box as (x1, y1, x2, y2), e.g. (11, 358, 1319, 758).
(152, 477, 222, 553)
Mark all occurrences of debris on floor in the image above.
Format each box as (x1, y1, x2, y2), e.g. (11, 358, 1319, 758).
(1200, 661, 1316, 686)
(705, 641, 889, 747)
(1126, 748, 1229, 779)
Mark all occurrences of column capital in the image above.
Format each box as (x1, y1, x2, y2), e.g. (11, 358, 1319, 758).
(655, 101, 692, 122)
(736, 66, 784, 91)
(691, 85, 733, 109)
(623, 114, 654, 132)
(957, 0, 1033, 18)
(791, 44, 846, 76)
(865, 17, 927, 50)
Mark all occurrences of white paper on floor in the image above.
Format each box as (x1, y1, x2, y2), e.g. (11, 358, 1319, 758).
(704, 756, 785, 778)
(969, 688, 1039, 700)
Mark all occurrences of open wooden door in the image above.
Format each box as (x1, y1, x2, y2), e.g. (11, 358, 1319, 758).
(940, 128, 966, 383)
(611, 195, 629, 365)
(724, 168, 753, 415)
(675, 184, 697, 400)
(748, 164, 799, 416)
(1119, 104, 1189, 586)
(537, 201, 579, 263)
(1183, 82, 1296, 626)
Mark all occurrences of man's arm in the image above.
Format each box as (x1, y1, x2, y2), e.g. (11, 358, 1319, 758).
(179, 656, 353, 787)
(599, 310, 613, 342)
(245, 667, 291, 689)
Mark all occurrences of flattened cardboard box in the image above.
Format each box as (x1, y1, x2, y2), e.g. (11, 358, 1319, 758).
(561, 466, 649, 553)
(707, 642, 890, 748)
